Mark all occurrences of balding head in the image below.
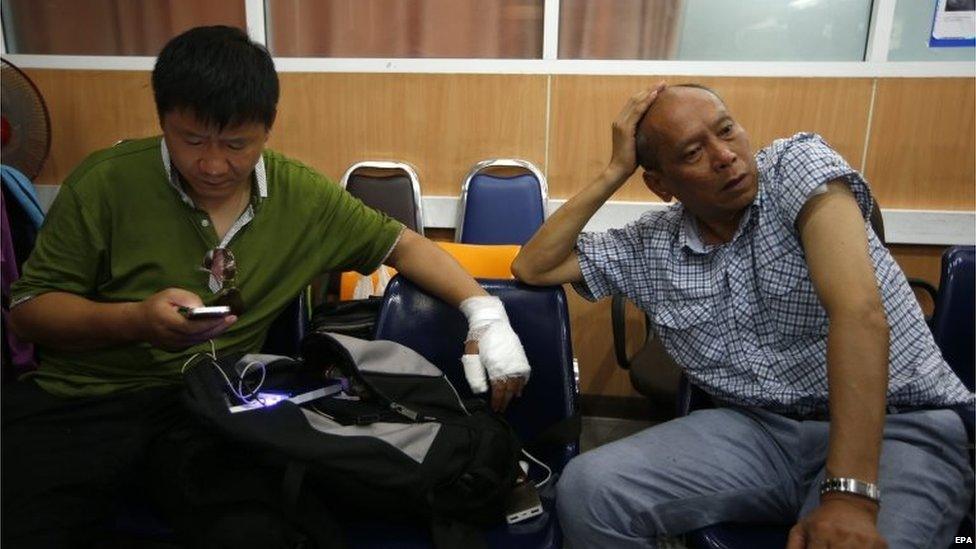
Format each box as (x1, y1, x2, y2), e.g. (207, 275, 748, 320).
(635, 84, 727, 171)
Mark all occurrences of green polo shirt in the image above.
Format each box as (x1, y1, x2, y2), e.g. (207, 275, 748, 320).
(11, 136, 402, 397)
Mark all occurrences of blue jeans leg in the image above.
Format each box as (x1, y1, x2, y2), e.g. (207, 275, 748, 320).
(797, 408, 973, 549)
(557, 408, 801, 548)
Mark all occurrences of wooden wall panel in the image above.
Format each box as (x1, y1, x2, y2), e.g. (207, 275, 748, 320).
(891, 244, 948, 316)
(24, 70, 549, 193)
(25, 69, 159, 186)
(270, 73, 548, 192)
(891, 244, 946, 285)
(547, 76, 874, 201)
(865, 79, 976, 210)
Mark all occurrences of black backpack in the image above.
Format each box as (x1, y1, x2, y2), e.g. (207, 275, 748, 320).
(182, 331, 522, 547)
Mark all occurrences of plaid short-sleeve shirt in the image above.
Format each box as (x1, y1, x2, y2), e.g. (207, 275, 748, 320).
(576, 133, 973, 414)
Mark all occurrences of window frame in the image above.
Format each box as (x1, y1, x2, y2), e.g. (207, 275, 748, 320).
(0, 0, 971, 77)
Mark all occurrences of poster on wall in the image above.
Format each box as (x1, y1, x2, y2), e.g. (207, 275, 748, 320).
(930, 0, 976, 47)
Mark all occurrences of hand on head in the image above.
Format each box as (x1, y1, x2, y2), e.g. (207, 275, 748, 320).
(137, 287, 237, 351)
(606, 81, 667, 182)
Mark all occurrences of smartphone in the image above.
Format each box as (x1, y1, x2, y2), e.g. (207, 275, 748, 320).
(504, 480, 544, 524)
(178, 305, 232, 320)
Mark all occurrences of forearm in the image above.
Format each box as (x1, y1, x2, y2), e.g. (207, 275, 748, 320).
(824, 310, 889, 484)
(9, 292, 145, 351)
(512, 168, 626, 284)
(386, 229, 488, 307)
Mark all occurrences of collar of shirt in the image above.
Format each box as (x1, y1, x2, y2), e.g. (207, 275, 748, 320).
(678, 186, 763, 255)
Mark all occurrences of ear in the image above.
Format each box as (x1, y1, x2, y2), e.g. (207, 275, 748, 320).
(642, 170, 672, 202)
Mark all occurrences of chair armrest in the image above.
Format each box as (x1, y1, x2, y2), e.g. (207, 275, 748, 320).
(908, 277, 938, 325)
(908, 278, 937, 301)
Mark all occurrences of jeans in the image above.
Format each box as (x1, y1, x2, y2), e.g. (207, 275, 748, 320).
(557, 406, 973, 549)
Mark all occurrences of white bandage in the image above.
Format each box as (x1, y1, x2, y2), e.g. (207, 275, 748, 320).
(462, 354, 489, 394)
(459, 296, 531, 386)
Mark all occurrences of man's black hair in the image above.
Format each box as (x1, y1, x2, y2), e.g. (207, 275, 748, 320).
(635, 83, 725, 171)
(152, 25, 279, 130)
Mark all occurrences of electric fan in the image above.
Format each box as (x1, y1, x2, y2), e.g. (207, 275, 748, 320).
(1, 59, 51, 180)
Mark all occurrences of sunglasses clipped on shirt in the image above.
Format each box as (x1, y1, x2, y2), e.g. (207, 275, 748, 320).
(202, 247, 245, 315)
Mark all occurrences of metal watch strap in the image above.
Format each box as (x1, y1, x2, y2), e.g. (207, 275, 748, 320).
(819, 477, 881, 503)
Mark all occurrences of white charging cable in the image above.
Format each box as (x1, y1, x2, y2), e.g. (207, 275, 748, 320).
(521, 448, 553, 489)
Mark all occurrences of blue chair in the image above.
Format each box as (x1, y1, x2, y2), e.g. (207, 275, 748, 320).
(343, 276, 580, 548)
(927, 246, 975, 540)
(929, 246, 974, 392)
(456, 159, 547, 245)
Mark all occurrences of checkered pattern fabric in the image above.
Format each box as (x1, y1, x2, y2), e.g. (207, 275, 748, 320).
(576, 133, 973, 414)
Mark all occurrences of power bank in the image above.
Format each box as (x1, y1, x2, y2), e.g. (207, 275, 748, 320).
(505, 480, 544, 524)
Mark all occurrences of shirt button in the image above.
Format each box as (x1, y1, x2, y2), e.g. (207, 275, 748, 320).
(201, 219, 210, 227)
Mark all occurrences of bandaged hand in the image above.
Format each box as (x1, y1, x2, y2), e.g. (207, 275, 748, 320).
(459, 296, 531, 412)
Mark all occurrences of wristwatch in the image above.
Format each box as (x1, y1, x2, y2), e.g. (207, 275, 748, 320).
(819, 477, 881, 504)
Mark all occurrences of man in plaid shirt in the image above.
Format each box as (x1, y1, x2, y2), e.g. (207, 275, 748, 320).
(513, 83, 973, 548)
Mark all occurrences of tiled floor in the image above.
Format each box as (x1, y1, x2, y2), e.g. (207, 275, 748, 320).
(575, 416, 690, 548)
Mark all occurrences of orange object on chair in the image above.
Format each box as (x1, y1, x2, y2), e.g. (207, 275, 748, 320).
(337, 242, 520, 301)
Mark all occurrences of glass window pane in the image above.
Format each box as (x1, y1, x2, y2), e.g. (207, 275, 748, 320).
(559, 0, 872, 61)
(888, 0, 975, 61)
(266, 0, 543, 58)
(1, 0, 245, 56)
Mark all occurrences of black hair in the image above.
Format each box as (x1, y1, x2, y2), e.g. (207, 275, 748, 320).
(635, 83, 725, 171)
(152, 25, 279, 130)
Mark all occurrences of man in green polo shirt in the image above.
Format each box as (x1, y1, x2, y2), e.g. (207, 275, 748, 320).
(3, 26, 530, 547)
